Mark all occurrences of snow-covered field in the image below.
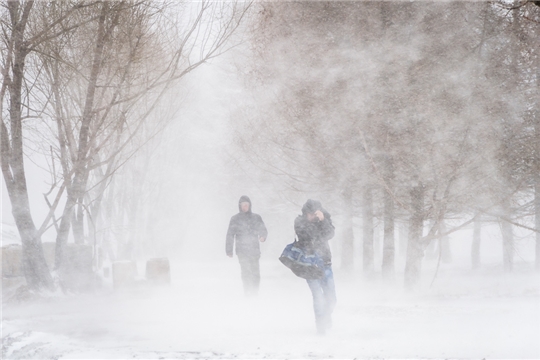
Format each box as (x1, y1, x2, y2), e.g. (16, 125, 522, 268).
(2, 255, 539, 359)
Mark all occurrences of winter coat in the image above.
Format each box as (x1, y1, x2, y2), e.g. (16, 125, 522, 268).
(294, 199, 335, 264)
(226, 196, 268, 258)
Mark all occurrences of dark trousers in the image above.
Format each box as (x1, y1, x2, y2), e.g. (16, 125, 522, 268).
(237, 255, 260, 296)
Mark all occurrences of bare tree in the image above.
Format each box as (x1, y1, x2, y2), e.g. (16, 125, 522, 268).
(1, 0, 251, 290)
(0, 1, 95, 290)
(236, 1, 540, 289)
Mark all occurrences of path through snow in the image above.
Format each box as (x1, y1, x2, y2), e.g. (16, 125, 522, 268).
(2, 258, 539, 359)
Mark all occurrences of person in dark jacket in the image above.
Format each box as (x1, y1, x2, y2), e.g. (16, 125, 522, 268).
(294, 199, 336, 335)
(226, 195, 268, 296)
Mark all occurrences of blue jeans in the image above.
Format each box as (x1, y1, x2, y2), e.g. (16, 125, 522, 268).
(306, 265, 336, 332)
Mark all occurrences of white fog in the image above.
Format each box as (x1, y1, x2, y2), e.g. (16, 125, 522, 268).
(2, 1, 540, 359)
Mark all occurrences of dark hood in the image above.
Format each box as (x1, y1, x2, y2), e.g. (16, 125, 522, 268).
(301, 199, 322, 215)
(238, 195, 252, 213)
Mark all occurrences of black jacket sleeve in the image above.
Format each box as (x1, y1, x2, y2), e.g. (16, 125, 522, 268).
(318, 210, 335, 241)
(256, 214, 268, 239)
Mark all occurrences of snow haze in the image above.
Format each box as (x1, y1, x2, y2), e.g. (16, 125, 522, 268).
(2, 2, 540, 359)
(3, 57, 540, 359)
(3, 257, 539, 358)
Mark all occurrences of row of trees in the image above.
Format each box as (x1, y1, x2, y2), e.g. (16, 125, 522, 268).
(2, 0, 538, 292)
(1, 0, 250, 290)
(232, 1, 540, 288)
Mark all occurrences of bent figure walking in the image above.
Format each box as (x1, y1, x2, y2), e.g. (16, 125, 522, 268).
(295, 199, 336, 334)
(226, 195, 268, 296)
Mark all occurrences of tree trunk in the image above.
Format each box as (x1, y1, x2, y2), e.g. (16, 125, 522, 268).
(6, 185, 54, 290)
(1, 1, 53, 290)
(424, 220, 438, 260)
(382, 184, 395, 278)
(341, 186, 355, 272)
(101, 177, 117, 262)
(54, 195, 75, 269)
(404, 184, 424, 290)
(535, 107, 540, 271)
(127, 192, 140, 260)
(54, 3, 109, 267)
(398, 222, 408, 257)
(536, 179, 540, 272)
(498, 4, 519, 274)
(472, 217, 481, 270)
(439, 220, 452, 263)
(501, 197, 513, 272)
(72, 197, 86, 244)
(362, 186, 374, 274)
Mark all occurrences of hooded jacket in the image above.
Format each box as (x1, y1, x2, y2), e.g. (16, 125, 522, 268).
(294, 199, 335, 264)
(226, 196, 268, 257)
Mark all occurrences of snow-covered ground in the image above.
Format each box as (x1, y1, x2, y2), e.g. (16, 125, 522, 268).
(2, 255, 539, 359)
